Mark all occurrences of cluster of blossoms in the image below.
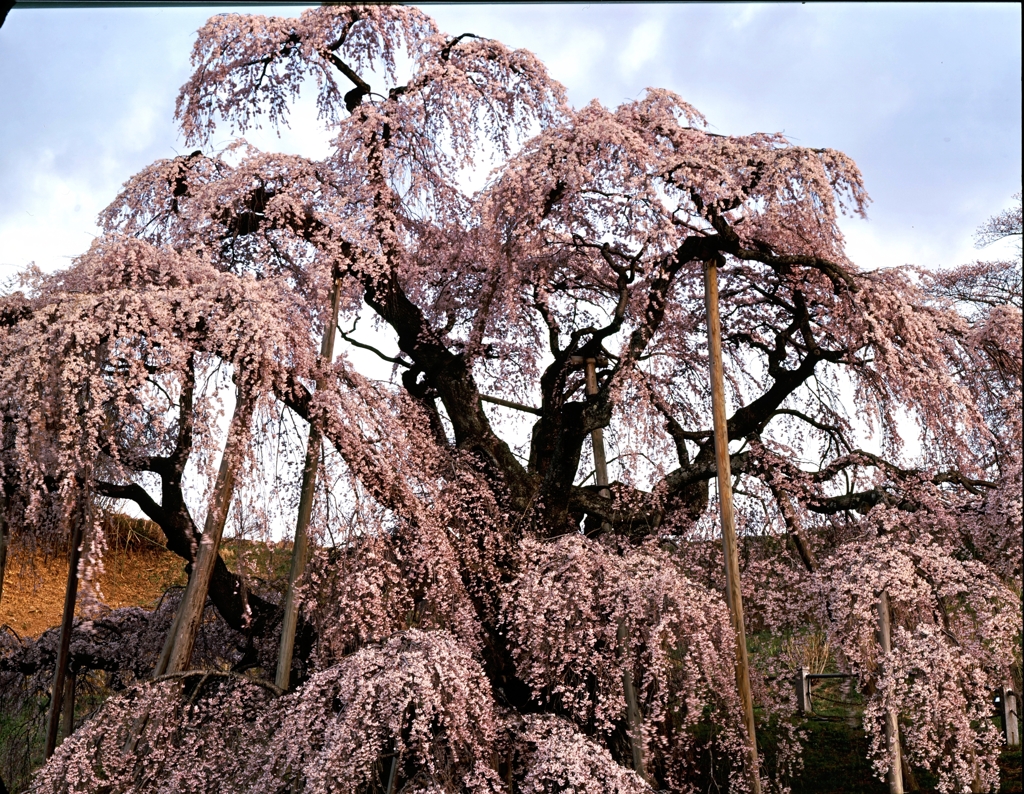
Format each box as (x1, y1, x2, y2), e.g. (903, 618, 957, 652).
(505, 535, 747, 786)
(27, 631, 646, 794)
(814, 536, 1019, 792)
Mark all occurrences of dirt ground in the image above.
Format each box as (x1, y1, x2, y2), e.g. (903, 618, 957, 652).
(0, 545, 187, 638)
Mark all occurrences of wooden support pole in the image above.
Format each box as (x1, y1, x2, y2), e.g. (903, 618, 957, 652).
(385, 750, 401, 794)
(61, 668, 77, 740)
(577, 355, 647, 780)
(582, 359, 612, 508)
(276, 278, 341, 691)
(616, 619, 647, 779)
(703, 259, 762, 794)
(0, 496, 8, 608)
(157, 390, 254, 676)
(45, 509, 84, 758)
(876, 590, 904, 794)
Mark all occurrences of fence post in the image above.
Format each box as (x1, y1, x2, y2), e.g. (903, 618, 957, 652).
(796, 667, 812, 714)
(1000, 687, 1020, 747)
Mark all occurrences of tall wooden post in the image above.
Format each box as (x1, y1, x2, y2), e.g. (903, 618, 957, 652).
(156, 390, 254, 676)
(574, 355, 647, 780)
(0, 496, 8, 607)
(877, 590, 904, 794)
(582, 359, 612, 513)
(703, 259, 762, 794)
(45, 508, 85, 758)
(61, 669, 77, 739)
(276, 277, 341, 691)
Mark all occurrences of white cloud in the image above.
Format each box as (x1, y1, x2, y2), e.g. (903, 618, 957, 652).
(0, 158, 104, 274)
(619, 18, 664, 75)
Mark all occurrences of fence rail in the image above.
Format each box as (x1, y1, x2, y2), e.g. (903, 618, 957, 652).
(795, 668, 1022, 747)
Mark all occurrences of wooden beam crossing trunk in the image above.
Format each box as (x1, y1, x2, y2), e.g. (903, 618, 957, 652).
(703, 259, 762, 794)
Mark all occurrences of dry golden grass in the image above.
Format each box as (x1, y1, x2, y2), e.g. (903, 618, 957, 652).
(0, 512, 297, 638)
(1, 515, 190, 638)
(0, 547, 187, 638)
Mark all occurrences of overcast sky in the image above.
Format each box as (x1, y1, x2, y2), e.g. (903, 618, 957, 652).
(0, 2, 1020, 281)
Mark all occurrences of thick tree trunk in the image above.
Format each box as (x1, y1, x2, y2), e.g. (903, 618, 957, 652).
(704, 259, 762, 794)
(276, 278, 341, 691)
(44, 508, 85, 758)
(156, 389, 254, 676)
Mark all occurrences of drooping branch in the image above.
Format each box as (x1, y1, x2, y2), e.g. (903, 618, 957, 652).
(768, 483, 817, 573)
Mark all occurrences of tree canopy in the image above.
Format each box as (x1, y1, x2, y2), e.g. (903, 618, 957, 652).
(1, 6, 1020, 793)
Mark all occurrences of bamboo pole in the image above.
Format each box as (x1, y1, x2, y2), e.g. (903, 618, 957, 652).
(276, 277, 341, 691)
(157, 390, 254, 676)
(45, 507, 85, 758)
(877, 590, 905, 794)
(703, 259, 762, 794)
(579, 356, 647, 780)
